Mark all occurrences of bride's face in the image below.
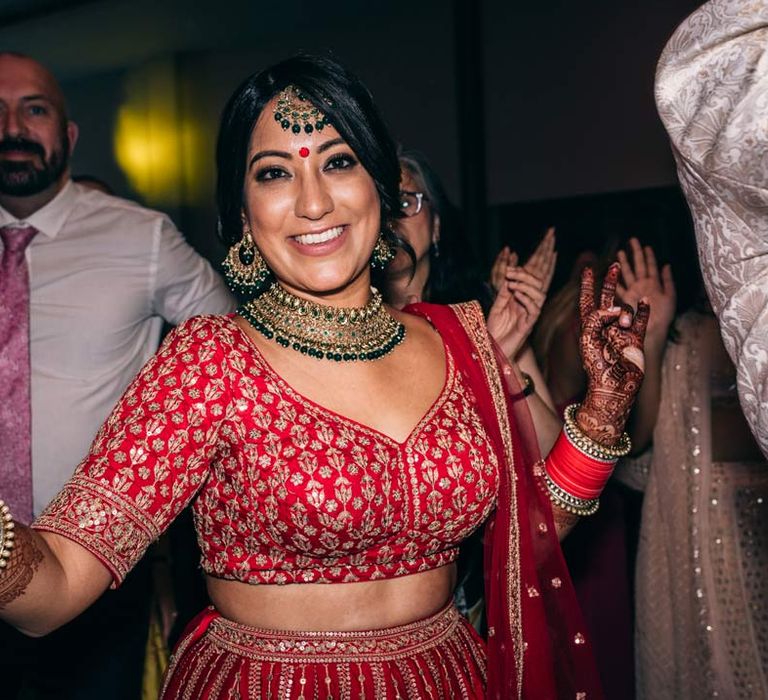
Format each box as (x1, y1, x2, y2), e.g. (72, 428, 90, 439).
(242, 97, 381, 300)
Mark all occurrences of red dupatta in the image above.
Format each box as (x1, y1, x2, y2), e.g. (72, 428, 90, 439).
(406, 301, 603, 700)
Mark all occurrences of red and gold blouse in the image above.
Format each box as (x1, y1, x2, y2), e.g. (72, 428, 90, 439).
(33, 315, 499, 586)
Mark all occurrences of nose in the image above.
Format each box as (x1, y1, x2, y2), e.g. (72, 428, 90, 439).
(1, 108, 25, 138)
(294, 171, 334, 221)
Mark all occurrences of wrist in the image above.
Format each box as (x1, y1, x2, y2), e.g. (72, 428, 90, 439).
(643, 332, 667, 357)
(577, 393, 632, 446)
(507, 371, 535, 403)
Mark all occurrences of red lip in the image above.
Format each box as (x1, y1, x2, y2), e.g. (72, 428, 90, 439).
(288, 225, 348, 257)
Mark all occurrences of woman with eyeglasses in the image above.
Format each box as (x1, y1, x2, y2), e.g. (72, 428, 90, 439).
(387, 150, 561, 631)
(0, 56, 646, 699)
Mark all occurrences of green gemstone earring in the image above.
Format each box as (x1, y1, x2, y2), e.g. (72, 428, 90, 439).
(370, 232, 396, 271)
(222, 228, 271, 297)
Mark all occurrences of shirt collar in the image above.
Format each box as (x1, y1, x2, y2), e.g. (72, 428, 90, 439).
(0, 179, 77, 239)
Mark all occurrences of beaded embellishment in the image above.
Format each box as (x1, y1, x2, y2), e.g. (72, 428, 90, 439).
(0, 500, 15, 571)
(238, 283, 405, 361)
(273, 85, 331, 135)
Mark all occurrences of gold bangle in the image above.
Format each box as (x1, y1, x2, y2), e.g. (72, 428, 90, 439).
(563, 403, 632, 460)
(542, 472, 600, 517)
(0, 500, 15, 571)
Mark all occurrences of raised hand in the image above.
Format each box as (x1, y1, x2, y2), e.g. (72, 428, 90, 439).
(616, 238, 676, 346)
(489, 226, 556, 295)
(489, 247, 519, 294)
(576, 263, 649, 446)
(486, 267, 547, 361)
(521, 226, 556, 293)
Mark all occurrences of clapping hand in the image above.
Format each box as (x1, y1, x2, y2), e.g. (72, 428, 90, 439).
(486, 227, 557, 360)
(576, 263, 649, 445)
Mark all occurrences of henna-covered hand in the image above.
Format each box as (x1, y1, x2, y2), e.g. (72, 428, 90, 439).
(0, 524, 43, 609)
(577, 263, 649, 445)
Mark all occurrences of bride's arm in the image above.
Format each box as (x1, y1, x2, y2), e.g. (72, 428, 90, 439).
(0, 524, 111, 636)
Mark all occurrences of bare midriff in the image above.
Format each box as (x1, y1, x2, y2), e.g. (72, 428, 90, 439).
(206, 564, 457, 631)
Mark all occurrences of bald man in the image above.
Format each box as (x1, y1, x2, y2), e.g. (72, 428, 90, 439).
(0, 53, 234, 699)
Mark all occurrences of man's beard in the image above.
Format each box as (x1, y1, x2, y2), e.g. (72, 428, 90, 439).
(0, 129, 70, 197)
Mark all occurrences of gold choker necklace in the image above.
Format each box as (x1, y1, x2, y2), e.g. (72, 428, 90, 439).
(238, 283, 406, 361)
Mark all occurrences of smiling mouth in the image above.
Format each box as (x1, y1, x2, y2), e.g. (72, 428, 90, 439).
(293, 226, 344, 246)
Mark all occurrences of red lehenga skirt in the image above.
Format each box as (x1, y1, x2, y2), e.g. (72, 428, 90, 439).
(160, 602, 486, 699)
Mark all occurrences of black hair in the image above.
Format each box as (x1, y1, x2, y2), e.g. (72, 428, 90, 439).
(216, 54, 407, 279)
(397, 149, 490, 309)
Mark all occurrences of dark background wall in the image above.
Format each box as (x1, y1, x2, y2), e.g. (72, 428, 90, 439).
(0, 0, 702, 269)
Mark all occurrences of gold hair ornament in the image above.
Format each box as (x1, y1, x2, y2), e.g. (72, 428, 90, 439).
(273, 85, 331, 135)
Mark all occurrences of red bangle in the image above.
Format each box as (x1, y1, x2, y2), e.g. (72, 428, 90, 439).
(545, 429, 616, 500)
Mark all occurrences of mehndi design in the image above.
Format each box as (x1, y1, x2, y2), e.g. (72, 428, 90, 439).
(577, 263, 649, 445)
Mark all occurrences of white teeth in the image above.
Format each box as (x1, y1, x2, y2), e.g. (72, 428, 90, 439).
(294, 226, 343, 245)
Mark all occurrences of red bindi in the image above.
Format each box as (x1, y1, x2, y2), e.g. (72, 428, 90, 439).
(299, 147, 310, 158)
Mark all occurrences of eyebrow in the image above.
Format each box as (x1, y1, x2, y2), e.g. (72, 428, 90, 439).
(248, 137, 347, 170)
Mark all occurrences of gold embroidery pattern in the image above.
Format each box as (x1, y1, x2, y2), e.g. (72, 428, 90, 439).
(451, 301, 524, 699)
(31, 315, 499, 587)
(161, 604, 487, 699)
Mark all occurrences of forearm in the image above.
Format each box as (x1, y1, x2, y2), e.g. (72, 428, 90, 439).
(515, 345, 556, 413)
(0, 523, 111, 637)
(626, 338, 665, 453)
(505, 357, 561, 455)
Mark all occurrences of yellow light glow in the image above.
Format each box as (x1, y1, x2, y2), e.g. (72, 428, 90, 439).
(113, 59, 206, 206)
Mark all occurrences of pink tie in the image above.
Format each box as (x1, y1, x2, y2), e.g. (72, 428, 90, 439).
(0, 224, 38, 524)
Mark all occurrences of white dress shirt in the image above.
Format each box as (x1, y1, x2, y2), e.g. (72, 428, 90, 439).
(0, 180, 235, 514)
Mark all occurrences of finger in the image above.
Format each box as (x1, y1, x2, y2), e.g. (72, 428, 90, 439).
(525, 248, 545, 277)
(535, 226, 554, 253)
(615, 282, 628, 302)
(599, 262, 621, 310)
(506, 268, 544, 288)
(619, 302, 634, 328)
(581, 306, 623, 344)
(579, 266, 596, 322)
(644, 245, 659, 281)
(617, 249, 635, 287)
(630, 237, 647, 278)
(661, 264, 676, 300)
(633, 297, 651, 339)
(513, 289, 540, 318)
(542, 250, 557, 292)
(508, 281, 546, 306)
(490, 249, 507, 291)
(508, 251, 519, 267)
(606, 326, 645, 373)
(488, 283, 511, 318)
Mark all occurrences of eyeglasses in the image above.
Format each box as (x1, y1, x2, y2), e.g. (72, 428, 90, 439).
(399, 190, 425, 217)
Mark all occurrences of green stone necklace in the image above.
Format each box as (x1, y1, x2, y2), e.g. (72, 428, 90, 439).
(238, 283, 406, 362)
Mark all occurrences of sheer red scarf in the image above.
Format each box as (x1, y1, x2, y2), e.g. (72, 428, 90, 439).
(407, 302, 603, 699)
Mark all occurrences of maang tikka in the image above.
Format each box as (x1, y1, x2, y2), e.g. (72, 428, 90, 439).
(273, 85, 331, 135)
(222, 218, 271, 297)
